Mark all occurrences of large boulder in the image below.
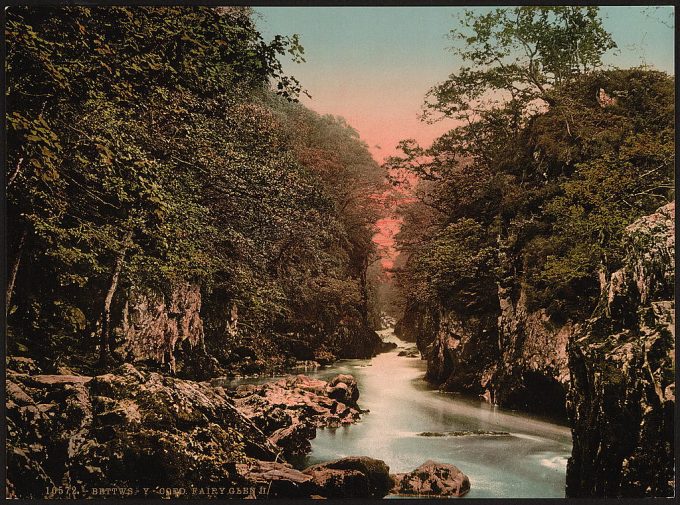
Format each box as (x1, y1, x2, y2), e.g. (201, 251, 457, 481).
(236, 460, 315, 498)
(391, 460, 471, 497)
(238, 457, 392, 499)
(325, 374, 359, 406)
(303, 457, 392, 498)
(566, 202, 675, 497)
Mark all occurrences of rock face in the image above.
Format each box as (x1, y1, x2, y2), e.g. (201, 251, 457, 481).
(391, 460, 471, 497)
(114, 283, 204, 373)
(398, 261, 572, 417)
(492, 284, 572, 415)
(424, 310, 499, 395)
(394, 302, 438, 344)
(566, 202, 675, 497)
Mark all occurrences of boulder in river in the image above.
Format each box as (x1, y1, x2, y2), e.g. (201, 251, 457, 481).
(391, 460, 471, 497)
(398, 346, 420, 358)
(325, 373, 360, 406)
(303, 456, 392, 498)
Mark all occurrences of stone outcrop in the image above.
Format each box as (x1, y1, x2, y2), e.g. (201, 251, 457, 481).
(113, 283, 204, 373)
(6, 355, 476, 499)
(6, 361, 276, 499)
(391, 460, 470, 497)
(566, 202, 675, 497)
(6, 359, 366, 499)
(230, 374, 363, 459)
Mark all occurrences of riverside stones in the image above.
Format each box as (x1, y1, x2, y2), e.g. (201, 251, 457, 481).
(232, 373, 363, 458)
(391, 460, 471, 497)
(303, 457, 392, 498)
(7, 356, 475, 499)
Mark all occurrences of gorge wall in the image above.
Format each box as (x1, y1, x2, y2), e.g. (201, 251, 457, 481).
(399, 273, 572, 417)
(398, 203, 674, 426)
(397, 202, 675, 495)
(566, 202, 675, 497)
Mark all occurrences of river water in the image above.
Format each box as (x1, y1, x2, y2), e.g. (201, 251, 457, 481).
(232, 329, 572, 498)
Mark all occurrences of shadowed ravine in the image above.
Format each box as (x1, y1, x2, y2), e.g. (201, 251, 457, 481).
(231, 329, 572, 498)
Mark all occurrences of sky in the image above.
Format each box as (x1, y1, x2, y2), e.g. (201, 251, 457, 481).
(255, 6, 675, 164)
(253, 6, 675, 271)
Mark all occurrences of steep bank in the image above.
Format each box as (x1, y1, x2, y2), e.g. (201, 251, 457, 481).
(396, 203, 674, 496)
(398, 203, 674, 422)
(566, 202, 675, 497)
(7, 354, 470, 499)
(109, 285, 388, 380)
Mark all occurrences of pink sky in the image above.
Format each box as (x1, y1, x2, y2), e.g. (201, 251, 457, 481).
(255, 6, 674, 275)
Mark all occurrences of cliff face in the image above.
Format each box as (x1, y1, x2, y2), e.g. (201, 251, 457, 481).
(402, 283, 570, 415)
(492, 285, 572, 415)
(394, 302, 438, 344)
(425, 310, 499, 395)
(566, 202, 675, 497)
(397, 204, 675, 428)
(113, 283, 205, 373)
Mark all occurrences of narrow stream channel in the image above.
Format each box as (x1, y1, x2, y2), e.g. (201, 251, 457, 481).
(229, 328, 572, 498)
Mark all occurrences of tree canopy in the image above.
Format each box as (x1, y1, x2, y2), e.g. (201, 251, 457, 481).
(391, 6, 674, 321)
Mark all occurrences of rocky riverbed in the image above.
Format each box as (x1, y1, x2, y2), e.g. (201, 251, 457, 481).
(6, 357, 468, 499)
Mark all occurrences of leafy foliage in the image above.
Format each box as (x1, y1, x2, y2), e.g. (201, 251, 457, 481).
(6, 6, 386, 373)
(392, 7, 674, 323)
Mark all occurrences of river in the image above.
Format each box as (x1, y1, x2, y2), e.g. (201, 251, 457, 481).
(233, 329, 572, 498)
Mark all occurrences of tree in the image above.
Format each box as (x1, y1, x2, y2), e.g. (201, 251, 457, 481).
(392, 7, 673, 324)
(425, 6, 616, 120)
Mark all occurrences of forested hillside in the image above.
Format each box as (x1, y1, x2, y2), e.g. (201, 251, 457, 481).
(6, 6, 387, 378)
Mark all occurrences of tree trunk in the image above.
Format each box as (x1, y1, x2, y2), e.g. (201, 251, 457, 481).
(7, 157, 24, 187)
(6, 229, 27, 314)
(360, 255, 369, 325)
(99, 231, 132, 367)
